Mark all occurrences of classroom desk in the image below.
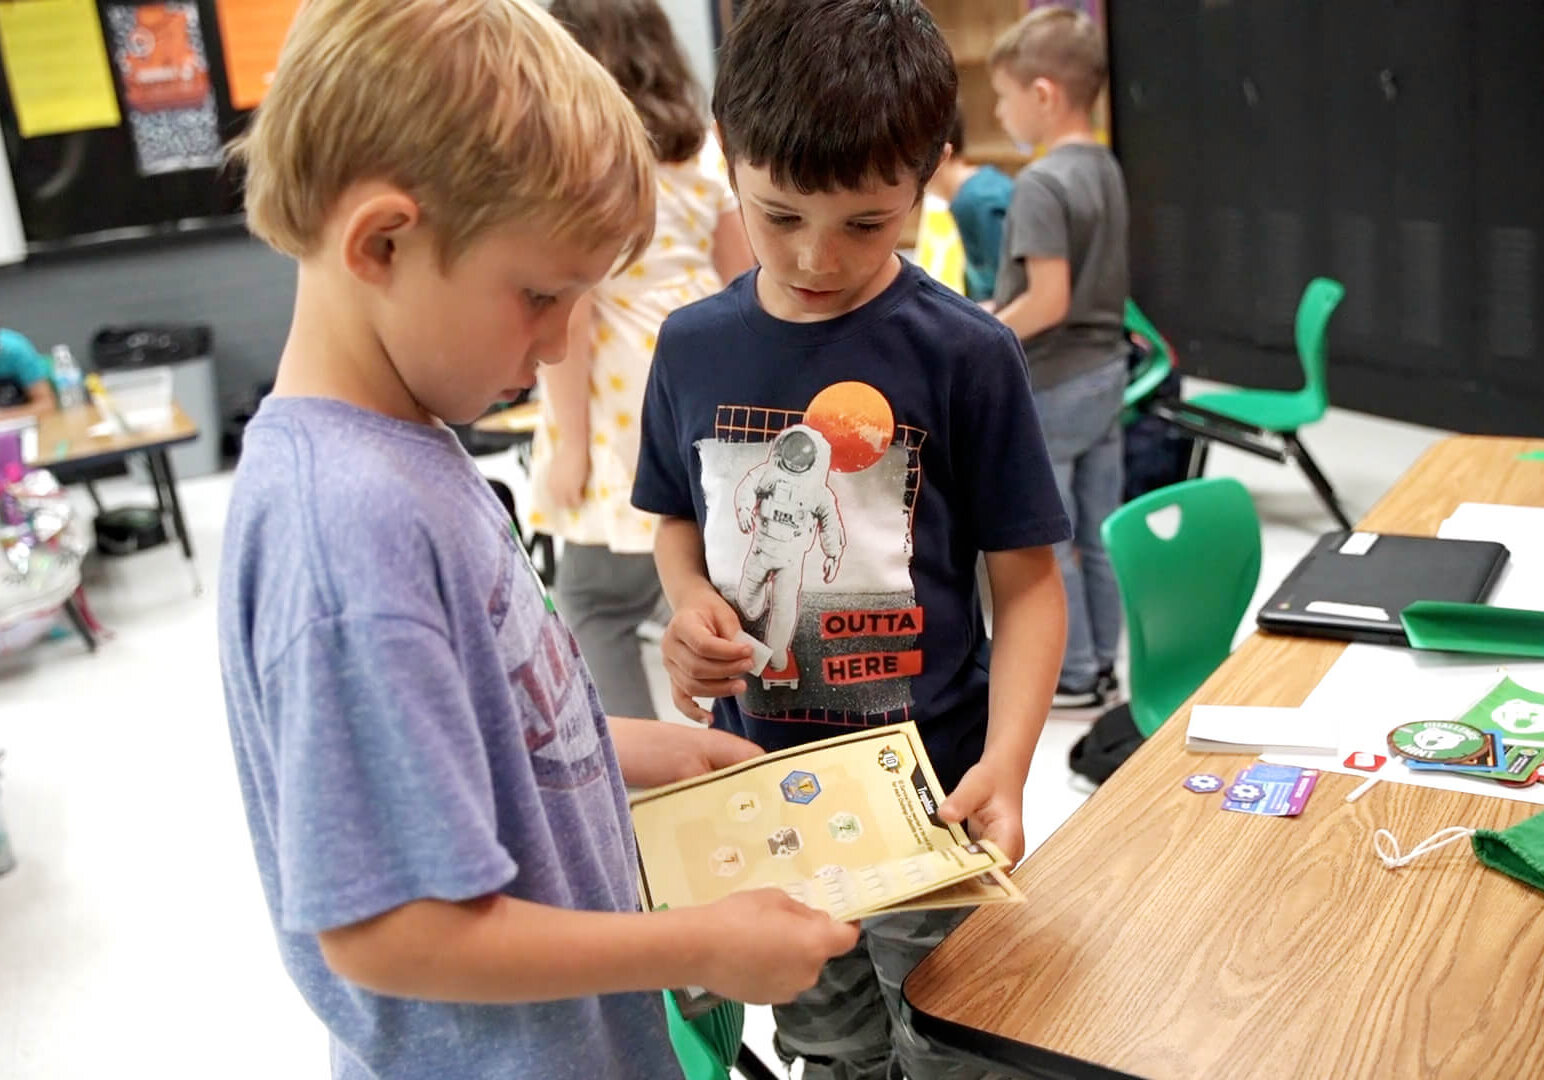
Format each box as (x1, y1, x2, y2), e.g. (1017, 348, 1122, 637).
(904, 435, 1544, 1080)
(33, 403, 201, 575)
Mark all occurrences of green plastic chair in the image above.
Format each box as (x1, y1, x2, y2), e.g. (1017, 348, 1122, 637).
(1122, 298, 1174, 424)
(1101, 477, 1262, 737)
(664, 992, 760, 1080)
(1185, 278, 1352, 528)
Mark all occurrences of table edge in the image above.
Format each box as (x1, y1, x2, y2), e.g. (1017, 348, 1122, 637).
(35, 427, 200, 471)
(899, 986, 1145, 1080)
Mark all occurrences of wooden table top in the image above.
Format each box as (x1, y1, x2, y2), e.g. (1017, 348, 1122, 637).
(905, 435, 1544, 1080)
(33, 403, 199, 469)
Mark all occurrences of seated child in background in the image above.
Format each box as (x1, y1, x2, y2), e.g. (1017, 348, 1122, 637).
(925, 104, 1014, 305)
(217, 2, 855, 1077)
(0, 330, 58, 422)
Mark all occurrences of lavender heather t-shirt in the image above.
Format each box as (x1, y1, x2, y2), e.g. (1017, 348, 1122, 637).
(218, 397, 681, 1080)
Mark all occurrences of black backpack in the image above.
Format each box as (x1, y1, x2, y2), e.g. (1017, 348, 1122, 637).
(1069, 702, 1145, 785)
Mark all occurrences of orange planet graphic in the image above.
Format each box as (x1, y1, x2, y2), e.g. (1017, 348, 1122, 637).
(803, 381, 895, 473)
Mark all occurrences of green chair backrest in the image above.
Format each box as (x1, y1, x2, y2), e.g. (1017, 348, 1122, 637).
(663, 991, 744, 1080)
(1101, 477, 1262, 737)
(1122, 298, 1173, 421)
(1293, 277, 1345, 421)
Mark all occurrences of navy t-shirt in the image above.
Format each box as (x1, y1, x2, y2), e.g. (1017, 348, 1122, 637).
(633, 262, 1070, 790)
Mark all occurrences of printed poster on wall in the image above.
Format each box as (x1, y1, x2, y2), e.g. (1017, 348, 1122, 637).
(105, 3, 223, 176)
(0, 0, 122, 138)
(214, 0, 302, 110)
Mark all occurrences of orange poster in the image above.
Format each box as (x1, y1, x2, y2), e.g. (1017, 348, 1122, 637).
(214, 0, 301, 110)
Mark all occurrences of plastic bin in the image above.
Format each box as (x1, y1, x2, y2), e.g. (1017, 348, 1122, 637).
(99, 366, 174, 429)
(91, 325, 220, 477)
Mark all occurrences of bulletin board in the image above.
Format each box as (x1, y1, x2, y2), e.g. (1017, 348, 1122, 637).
(0, 0, 299, 254)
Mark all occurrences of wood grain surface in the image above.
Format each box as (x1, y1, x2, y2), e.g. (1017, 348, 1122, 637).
(33, 404, 199, 467)
(907, 436, 1544, 1080)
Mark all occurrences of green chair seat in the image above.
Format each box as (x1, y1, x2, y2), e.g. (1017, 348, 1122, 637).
(1185, 277, 1345, 435)
(1186, 388, 1322, 433)
(1101, 477, 1262, 738)
(1179, 277, 1353, 529)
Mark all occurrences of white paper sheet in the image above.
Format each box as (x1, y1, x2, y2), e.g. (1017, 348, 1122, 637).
(1439, 502, 1544, 611)
(1186, 705, 1338, 753)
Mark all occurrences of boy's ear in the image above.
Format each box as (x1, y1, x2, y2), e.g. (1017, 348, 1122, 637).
(341, 189, 421, 284)
(1032, 76, 1058, 109)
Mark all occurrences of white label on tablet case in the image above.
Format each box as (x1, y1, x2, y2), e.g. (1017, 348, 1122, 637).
(1338, 532, 1379, 556)
(1305, 600, 1391, 622)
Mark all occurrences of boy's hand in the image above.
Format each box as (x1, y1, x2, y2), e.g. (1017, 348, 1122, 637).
(662, 584, 753, 722)
(545, 444, 590, 510)
(653, 723, 762, 786)
(939, 762, 1027, 866)
(698, 890, 858, 1003)
(610, 716, 763, 788)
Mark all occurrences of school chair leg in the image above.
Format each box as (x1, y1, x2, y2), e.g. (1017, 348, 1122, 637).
(1186, 438, 1211, 480)
(734, 1043, 781, 1080)
(63, 593, 97, 653)
(1285, 433, 1352, 530)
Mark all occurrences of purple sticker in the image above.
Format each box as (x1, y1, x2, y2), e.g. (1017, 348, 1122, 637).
(1283, 770, 1321, 815)
(1184, 773, 1224, 794)
(1221, 764, 1321, 816)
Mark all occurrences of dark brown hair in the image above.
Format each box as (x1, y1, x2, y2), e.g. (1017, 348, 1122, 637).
(712, 0, 957, 193)
(946, 100, 966, 157)
(549, 0, 706, 164)
(989, 6, 1107, 112)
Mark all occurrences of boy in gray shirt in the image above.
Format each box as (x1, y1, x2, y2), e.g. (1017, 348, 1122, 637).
(990, 7, 1129, 707)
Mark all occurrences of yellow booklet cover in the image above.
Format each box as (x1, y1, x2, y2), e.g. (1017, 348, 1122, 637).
(630, 722, 1023, 921)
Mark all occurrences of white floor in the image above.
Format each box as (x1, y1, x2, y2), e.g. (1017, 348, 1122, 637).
(0, 387, 1449, 1078)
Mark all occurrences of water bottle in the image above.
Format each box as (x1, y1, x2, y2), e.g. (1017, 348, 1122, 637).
(51, 345, 85, 409)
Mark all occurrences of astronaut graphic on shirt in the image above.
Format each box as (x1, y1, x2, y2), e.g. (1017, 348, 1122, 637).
(698, 381, 922, 722)
(734, 425, 846, 686)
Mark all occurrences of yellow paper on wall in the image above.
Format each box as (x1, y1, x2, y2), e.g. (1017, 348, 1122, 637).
(0, 0, 122, 138)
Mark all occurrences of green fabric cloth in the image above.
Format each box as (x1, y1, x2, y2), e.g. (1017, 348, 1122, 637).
(1472, 810, 1544, 892)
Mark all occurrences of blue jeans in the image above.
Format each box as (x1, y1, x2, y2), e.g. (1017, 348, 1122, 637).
(1034, 360, 1126, 688)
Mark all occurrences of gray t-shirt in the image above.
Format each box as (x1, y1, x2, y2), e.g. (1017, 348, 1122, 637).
(218, 397, 682, 1080)
(994, 143, 1130, 390)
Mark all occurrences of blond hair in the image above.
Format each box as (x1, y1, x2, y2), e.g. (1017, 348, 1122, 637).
(229, 0, 655, 266)
(989, 6, 1107, 112)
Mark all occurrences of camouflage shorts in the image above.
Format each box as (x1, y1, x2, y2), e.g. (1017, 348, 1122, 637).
(771, 907, 1012, 1080)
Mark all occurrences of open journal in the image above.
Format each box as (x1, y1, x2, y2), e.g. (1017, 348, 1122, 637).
(630, 722, 1024, 922)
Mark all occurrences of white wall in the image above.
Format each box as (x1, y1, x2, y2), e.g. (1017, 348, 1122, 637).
(660, 0, 717, 98)
(0, 146, 24, 266)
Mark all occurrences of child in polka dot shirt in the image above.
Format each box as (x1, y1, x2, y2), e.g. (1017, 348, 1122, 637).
(531, 0, 754, 719)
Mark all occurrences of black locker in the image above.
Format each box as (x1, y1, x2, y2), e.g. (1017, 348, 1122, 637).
(1473, 2, 1544, 402)
(1247, 0, 1324, 350)
(1320, 0, 1395, 367)
(1112, 0, 1544, 433)
(1191, 1, 1254, 343)
(1389, 0, 1473, 382)
(1108, 0, 1195, 326)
